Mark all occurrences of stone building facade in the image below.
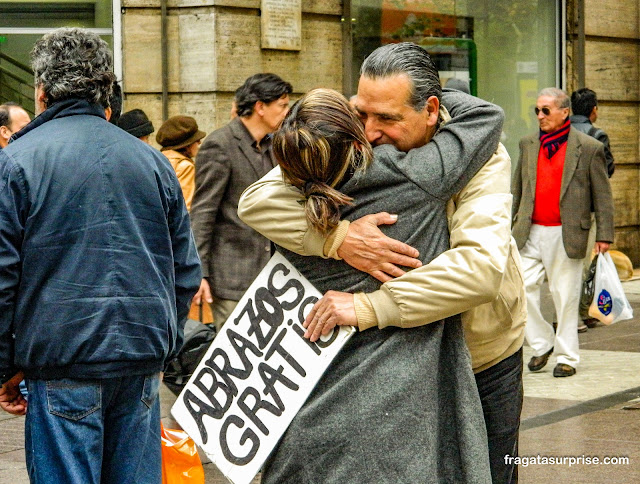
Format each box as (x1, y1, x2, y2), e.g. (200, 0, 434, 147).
(0, 0, 638, 262)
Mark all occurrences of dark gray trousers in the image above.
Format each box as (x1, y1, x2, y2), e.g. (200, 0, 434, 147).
(475, 347, 524, 484)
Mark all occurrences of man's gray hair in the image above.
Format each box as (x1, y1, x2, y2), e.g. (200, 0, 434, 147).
(31, 28, 115, 108)
(360, 42, 441, 111)
(538, 87, 570, 109)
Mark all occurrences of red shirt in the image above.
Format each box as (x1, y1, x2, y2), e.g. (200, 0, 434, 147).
(532, 143, 567, 225)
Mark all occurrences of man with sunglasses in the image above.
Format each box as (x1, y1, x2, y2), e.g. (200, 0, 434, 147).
(512, 87, 614, 378)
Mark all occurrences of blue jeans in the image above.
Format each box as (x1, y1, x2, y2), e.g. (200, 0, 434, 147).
(475, 347, 524, 484)
(25, 374, 162, 484)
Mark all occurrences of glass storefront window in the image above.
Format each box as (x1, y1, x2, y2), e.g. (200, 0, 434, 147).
(0, 0, 114, 115)
(350, 0, 560, 161)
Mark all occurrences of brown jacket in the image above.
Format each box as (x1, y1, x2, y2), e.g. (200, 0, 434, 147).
(163, 150, 195, 211)
(512, 127, 614, 259)
(190, 117, 275, 300)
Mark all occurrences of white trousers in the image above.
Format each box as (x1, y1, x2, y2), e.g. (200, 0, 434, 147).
(520, 224, 583, 368)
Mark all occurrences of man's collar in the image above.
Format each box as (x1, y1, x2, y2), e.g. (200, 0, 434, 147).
(432, 105, 451, 138)
(439, 105, 451, 125)
(569, 114, 590, 124)
(11, 98, 106, 143)
(238, 115, 271, 146)
(235, 116, 271, 150)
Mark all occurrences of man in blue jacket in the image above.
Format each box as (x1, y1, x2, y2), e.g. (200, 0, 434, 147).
(0, 28, 201, 483)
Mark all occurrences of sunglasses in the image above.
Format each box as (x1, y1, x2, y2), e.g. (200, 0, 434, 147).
(534, 107, 552, 116)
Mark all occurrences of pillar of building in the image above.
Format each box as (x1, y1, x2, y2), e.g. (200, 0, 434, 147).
(119, 0, 343, 140)
(568, 0, 640, 264)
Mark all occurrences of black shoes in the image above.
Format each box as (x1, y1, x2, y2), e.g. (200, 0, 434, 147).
(553, 363, 576, 377)
(527, 347, 554, 372)
(584, 318, 599, 329)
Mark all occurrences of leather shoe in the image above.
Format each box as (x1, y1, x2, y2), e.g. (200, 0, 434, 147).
(577, 323, 588, 333)
(584, 318, 599, 329)
(527, 347, 553, 372)
(553, 363, 576, 377)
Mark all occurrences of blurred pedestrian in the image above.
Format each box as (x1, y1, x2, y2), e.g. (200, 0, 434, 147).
(570, 87, 616, 331)
(119, 108, 155, 143)
(0, 102, 31, 148)
(570, 87, 614, 177)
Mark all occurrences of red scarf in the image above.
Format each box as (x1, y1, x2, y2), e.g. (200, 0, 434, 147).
(539, 119, 570, 158)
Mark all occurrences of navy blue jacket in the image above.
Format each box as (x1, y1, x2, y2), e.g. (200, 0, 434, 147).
(0, 99, 202, 382)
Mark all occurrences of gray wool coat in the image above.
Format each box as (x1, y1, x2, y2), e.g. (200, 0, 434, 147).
(262, 89, 503, 484)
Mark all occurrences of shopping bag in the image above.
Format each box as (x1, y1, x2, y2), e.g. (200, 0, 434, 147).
(588, 252, 633, 325)
(579, 257, 598, 320)
(161, 422, 205, 484)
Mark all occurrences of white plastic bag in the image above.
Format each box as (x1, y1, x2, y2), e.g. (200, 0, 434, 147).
(588, 252, 633, 325)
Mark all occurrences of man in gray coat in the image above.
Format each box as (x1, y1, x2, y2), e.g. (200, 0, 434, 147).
(512, 87, 614, 378)
(190, 73, 292, 331)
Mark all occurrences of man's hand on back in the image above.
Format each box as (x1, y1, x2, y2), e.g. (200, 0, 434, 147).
(303, 291, 357, 342)
(337, 212, 421, 282)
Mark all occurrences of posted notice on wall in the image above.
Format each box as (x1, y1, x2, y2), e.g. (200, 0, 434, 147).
(172, 252, 354, 484)
(261, 0, 301, 51)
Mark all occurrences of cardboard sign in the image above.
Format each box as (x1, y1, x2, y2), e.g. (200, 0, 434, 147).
(172, 252, 354, 484)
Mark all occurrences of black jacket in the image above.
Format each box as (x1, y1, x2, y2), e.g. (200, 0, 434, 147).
(569, 114, 614, 177)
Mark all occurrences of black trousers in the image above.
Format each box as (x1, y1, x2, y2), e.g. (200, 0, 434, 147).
(475, 347, 524, 484)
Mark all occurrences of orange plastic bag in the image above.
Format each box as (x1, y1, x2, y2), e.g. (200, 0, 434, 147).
(161, 423, 205, 484)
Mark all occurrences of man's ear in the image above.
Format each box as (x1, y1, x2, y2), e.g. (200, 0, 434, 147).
(254, 100, 265, 117)
(104, 106, 112, 122)
(424, 95, 440, 128)
(0, 125, 10, 142)
(35, 85, 48, 114)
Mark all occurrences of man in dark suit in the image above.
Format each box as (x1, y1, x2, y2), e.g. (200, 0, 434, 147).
(512, 87, 614, 378)
(190, 73, 292, 331)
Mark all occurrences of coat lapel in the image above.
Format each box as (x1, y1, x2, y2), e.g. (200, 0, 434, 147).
(527, 135, 540, 195)
(560, 129, 580, 201)
(230, 119, 265, 178)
